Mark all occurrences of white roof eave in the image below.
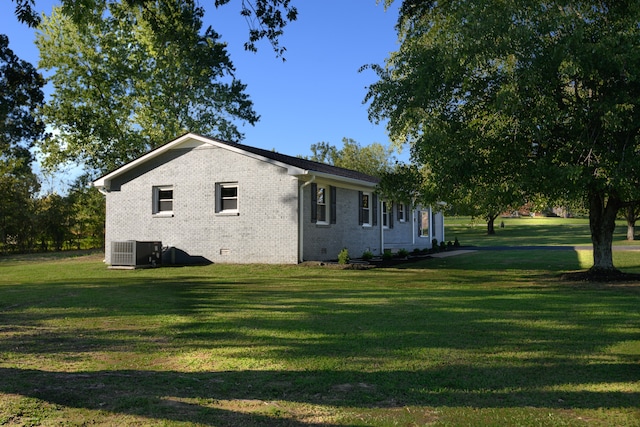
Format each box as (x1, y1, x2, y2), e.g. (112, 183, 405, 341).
(296, 171, 378, 190)
(93, 133, 213, 191)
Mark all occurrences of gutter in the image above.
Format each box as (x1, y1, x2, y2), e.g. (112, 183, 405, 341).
(295, 171, 377, 191)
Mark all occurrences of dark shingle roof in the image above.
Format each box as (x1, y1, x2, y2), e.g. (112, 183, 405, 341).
(218, 140, 380, 184)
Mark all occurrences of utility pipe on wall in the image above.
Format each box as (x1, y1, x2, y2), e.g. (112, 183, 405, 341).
(379, 198, 384, 254)
(298, 176, 316, 262)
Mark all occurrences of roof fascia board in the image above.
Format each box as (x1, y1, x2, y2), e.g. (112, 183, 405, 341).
(297, 171, 378, 191)
(93, 133, 210, 189)
(93, 132, 376, 191)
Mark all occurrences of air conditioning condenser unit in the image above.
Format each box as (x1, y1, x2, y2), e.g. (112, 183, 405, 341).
(110, 240, 162, 268)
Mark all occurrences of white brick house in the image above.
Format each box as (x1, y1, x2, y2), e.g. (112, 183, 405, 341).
(93, 133, 445, 265)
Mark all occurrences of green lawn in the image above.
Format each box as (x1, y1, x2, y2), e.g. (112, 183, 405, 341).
(1, 246, 639, 426)
(446, 215, 640, 248)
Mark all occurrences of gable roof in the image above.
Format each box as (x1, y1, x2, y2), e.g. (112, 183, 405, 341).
(93, 133, 380, 191)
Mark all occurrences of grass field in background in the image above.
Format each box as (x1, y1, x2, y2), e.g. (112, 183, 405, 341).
(1, 245, 639, 426)
(445, 215, 640, 248)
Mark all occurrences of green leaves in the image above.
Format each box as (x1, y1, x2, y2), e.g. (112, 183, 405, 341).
(214, 0, 297, 58)
(0, 34, 45, 157)
(367, 0, 640, 268)
(37, 1, 260, 173)
(0, 35, 44, 251)
(11, 0, 41, 27)
(307, 138, 396, 179)
(376, 163, 427, 206)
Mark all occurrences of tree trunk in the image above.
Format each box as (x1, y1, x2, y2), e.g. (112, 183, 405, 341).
(486, 213, 498, 235)
(625, 205, 637, 241)
(588, 189, 621, 272)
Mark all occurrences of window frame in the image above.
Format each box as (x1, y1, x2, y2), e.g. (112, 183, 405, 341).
(216, 182, 239, 214)
(152, 185, 174, 217)
(382, 201, 393, 229)
(316, 185, 328, 224)
(397, 203, 406, 222)
(311, 183, 336, 225)
(419, 209, 430, 237)
(359, 191, 377, 227)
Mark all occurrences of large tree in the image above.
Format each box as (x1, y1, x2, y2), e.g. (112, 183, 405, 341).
(366, 1, 640, 274)
(36, 0, 260, 173)
(308, 138, 396, 178)
(0, 34, 44, 253)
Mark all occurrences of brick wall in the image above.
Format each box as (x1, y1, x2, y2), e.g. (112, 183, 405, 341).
(105, 144, 299, 264)
(301, 183, 382, 261)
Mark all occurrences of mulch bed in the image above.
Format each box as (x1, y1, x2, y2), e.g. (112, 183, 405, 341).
(300, 254, 435, 269)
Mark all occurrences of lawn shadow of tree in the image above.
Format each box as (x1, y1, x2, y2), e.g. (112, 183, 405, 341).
(1, 253, 639, 424)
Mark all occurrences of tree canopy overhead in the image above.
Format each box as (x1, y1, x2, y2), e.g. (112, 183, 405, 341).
(367, 1, 640, 273)
(12, 0, 297, 59)
(0, 34, 45, 162)
(36, 0, 260, 173)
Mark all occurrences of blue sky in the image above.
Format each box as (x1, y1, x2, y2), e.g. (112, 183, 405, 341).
(3, 0, 403, 162)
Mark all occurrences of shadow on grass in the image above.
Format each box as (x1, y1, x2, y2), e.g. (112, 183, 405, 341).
(1, 252, 639, 424)
(0, 363, 638, 425)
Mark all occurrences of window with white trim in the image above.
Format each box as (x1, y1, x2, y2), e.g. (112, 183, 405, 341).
(397, 203, 406, 222)
(216, 182, 239, 213)
(153, 185, 173, 216)
(420, 210, 430, 237)
(382, 201, 392, 228)
(311, 183, 336, 224)
(360, 192, 371, 226)
(316, 186, 327, 223)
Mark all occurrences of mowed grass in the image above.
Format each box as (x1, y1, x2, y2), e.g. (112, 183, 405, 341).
(1, 228, 639, 425)
(446, 215, 640, 248)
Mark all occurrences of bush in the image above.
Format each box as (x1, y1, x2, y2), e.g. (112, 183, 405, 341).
(397, 248, 409, 258)
(432, 238, 439, 250)
(382, 249, 393, 261)
(454, 237, 461, 247)
(338, 248, 350, 264)
(362, 250, 374, 261)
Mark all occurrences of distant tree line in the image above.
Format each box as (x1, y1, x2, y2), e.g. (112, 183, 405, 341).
(1, 32, 104, 256)
(0, 175, 105, 254)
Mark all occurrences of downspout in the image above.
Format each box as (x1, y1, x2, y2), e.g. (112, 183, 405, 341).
(298, 176, 316, 262)
(430, 206, 435, 244)
(437, 201, 447, 243)
(412, 208, 416, 246)
(411, 197, 416, 247)
(379, 198, 384, 254)
(94, 182, 108, 195)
